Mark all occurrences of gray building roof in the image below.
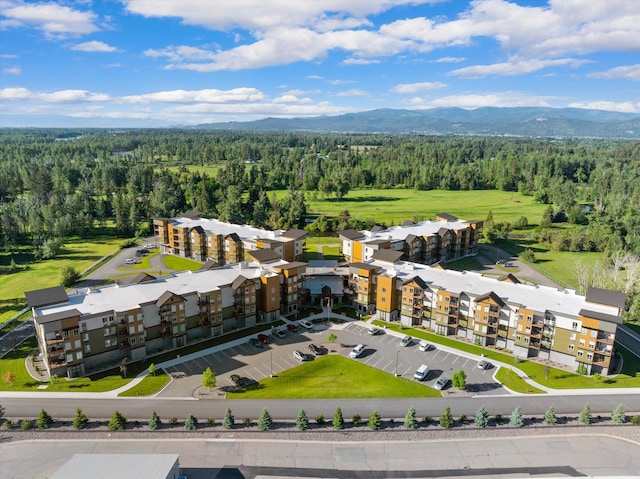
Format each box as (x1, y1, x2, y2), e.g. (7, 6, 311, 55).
(25, 286, 69, 308)
(585, 287, 626, 309)
(50, 454, 180, 479)
(249, 249, 282, 263)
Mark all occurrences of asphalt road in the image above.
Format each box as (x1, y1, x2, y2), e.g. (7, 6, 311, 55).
(2, 434, 640, 478)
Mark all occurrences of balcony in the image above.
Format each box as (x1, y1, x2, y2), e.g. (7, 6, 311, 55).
(119, 340, 130, 349)
(596, 333, 614, 344)
(161, 328, 173, 338)
(118, 328, 129, 337)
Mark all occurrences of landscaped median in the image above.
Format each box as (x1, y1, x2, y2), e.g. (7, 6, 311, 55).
(372, 320, 640, 390)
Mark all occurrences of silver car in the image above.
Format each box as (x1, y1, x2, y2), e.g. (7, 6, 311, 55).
(400, 335, 412, 347)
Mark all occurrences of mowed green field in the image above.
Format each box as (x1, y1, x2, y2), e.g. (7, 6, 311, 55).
(0, 236, 123, 324)
(293, 189, 546, 225)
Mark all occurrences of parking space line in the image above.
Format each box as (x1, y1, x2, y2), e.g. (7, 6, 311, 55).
(181, 361, 194, 373)
(381, 360, 393, 371)
(371, 357, 385, 368)
(461, 358, 471, 368)
(193, 357, 208, 370)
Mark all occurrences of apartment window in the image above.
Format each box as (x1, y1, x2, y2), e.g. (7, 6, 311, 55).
(590, 330, 597, 338)
(81, 323, 87, 332)
(568, 344, 574, 352)
(102, 317, 108, 324)
(524, 337, 529, 344)
(83, 333, 89, 342)
(569, 333, 576, 341)
(138, 324, 144, 333)
(179, 303, 184, 310)
(63, 330, 70, 339)
(76, 351, 82, 361)
(130, 337, 136, 345)
(66, 354, 74, 363)
(129, 326, 136, 335)
(137, 313, 142, 321)
(589, 342, 595, 349)
(517, 324, 522, 332)
(579, 339, 585, 347)
(104, 328, 110, 336)
(74, 339, 81, 349)
(587, 353, 593, 360)
(65, 342, 72, 351)
(516, 334, 522, 341)
(128, 315, 134, 323)
(577, 350, 583, 358)
(84, 344, 91, 353)
(572, 322, 578, 331)
(381, 297, 386, 303)
(105, 339, 112, 348)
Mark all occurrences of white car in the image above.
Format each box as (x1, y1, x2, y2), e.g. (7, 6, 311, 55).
(299, 320, 313, 330)
(349, 344, 365, 358)
(293, 350, 306, 361)
(124, 258, 135, 264)
(400, 335, 412, 347)
(418, 340, 432, 352)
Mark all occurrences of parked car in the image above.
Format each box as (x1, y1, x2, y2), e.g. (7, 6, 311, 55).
(368, 327, 382, 335)
(257, 334, 270, 344)
(124, 258, 135, 264)
(293, 350, 306, 362)
(400, 335, 412, 347)
(477, 360, 492, 370)
(273, 329, 287, 339)
(249, 338, 263, 348)
(349, 344, 365, 358)
(286, 324, 298, 333)
(230, 374, 245, 387)
(418, 340, 433, 352)
(413, 364, 430, 381)
(308, 343, 323, 355)
(299, 319, 313, 330)
(434, 377, 449, 390)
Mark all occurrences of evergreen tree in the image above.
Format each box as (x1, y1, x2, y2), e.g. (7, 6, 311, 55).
(202, 367, 216, 389)
(474, 406, 489, 428)
(295, 409, 308, 431)
(108, 410, 127, 431)
(509, 406, 524, 427)
(36, 409, 53, 430)
(184, 414, 198, 431)
(612, 404, 626, 424)
(258, 408, 273, 431)
(368, 411, 382, 430)
(222, 408, 235, 429)
(452, 370, 466, 390)
(148, 410, 160, 430)
(543, 406, 557, 426)
(578, 403, 592, 425)
(439, 406, 454, 429)
(333, 407, 344, 430)
(404, 406, 418, 430)
(72, 407, 88, 430)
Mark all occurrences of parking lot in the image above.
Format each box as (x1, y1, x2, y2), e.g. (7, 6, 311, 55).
(159, 320, 506, 397)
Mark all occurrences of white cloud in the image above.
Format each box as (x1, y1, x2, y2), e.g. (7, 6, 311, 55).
(342, 58, 381, 65)
(71, 41, 117, 52)
(434, 56, 466, 63)
(0, 87, 108, 102)
(409, 91, 559, 109)
(569, 100, 640, 113)
(588, 64, 640, 81)
(0, 1, 99, 39)
(3, 67, 21, 75)
(393, 81, 446, 93)
(272, 94, 313, 104)
(335, 89, 368, 97)
(450, 57, 589, 78)
(119, 88, 265, 104)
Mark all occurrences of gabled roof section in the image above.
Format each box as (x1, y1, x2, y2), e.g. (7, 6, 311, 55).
(125, 272, 156, 284)
(35, 308, 82, 325)
(191, 225, 205, 234)
(436, 212, 458, 222)
(370, 225, 384, 232)
(281, 229, 307, 240)
(431, 260, 447, 270)
(200, 259, 220, 270)
(339, 229, 365, 241)
(405, 234, 418, 244)
(579, 308, 622, 325)
(248, 249, 281, 263)
(180, 210, 202, 220)
(437, 227, 450, 236)
(372, 249, 403, 264)
(402, 220, 415, 226)
(475, 291, 506, 307)
(155, 290, 184, 308)
(25, 286, 69, 308)
(585, 287, 626, 310)
(498, 273, 521, 284)
(232, 275, 248, 290)
(403, 276, 428, 290)
(225, 232, 241, 242)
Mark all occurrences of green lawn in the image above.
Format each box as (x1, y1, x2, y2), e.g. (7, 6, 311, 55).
(372, 321, 640, 389)
(0, 337, 133, 392)
(322, 246, 342, 260)
(0, 235, 124, 324)
(306, 236, 342, 246)
(161, 255, 203, 271)
(445, 256, 486, 272)
(227, 354, 441, 399)
(117, 250, 159, 271)
(118, 372, 171, 397)
(495, 367, 546, 394)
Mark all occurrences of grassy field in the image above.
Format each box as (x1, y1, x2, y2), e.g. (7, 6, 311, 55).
(161, 255, 203, 271)
(445, 256, 485, 272)
(118, 372, 171, 397)
(227, 354, 441, 399)
(0, 235, 124, 324)
(117, 250, 159, 271)
(372, 321, 640, 389)
(495, 368, 546, 394)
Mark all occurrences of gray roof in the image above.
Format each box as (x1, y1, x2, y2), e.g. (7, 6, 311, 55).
(436, 212, 459, 221)
(25, 286, 68, 308)
(125, 272, 157, 284)
(579, 308, 623, 324)
(372, 249, 403, 264)
(585, 287, 626, 309)
(35, 309, 82, 325)
(156, 290, 184, 308)
(51, 454, 179, 479)
(339, 229, 365, 240)
(200, 259, 220, 270)
(180, 210, 203, 219)
(281, 228, 307, 239)
(249, 249, 282, 263)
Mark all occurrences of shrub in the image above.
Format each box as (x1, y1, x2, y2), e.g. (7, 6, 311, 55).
(222, 408, 235, 429)
(244, 418, 251, 427)
(611, 404, 626, 424)
(295, 409, 308, 431)
(315, 414, 325, 425)
(72, 408, 88, 430)
(494, 414, 503, 425)
(631, 415, 640, 426)
(21, 420, 31, 430)
(4, 420, 13, 430)
(452, 370, 466, 390)
(576, 364, 588, 375)
(509, 406, 524, 428)
(474, 406, 489, 428)
(404, 406, 418, 430)
(60, 265, 80, 288)
(170, 416, 178, 425)
(368, 411, 382, 430)
(184, 414, 198, 431)
(543, 406, 557, 426)
(459, 414, 467, 425)
(257, 408, 272, 432)
(439, 406, 454, 429)
(578, 403, 592, 425)
(149, 411, 160, 431)
(36, 409, 53, 430)
(423, 416, 432, 426)
(333, 407, 344, 430)
(207, 417, 216, 427)
(352, 414, 362, 426)
(108, 410, 127, 431)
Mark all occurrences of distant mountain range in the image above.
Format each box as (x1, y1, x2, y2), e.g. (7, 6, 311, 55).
(194, 107, 640, 138)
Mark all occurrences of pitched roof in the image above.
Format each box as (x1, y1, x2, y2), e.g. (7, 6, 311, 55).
(402, 220, 415, 226)
(281, 229, 307, 240)
(431, 260, 447, 270)
(200, 259, 220, 270)
(585, 287, 626, 309)
(225, 232, 240, 242)
(248, 249, 281, 263)
(34, 308, 82, 325)
(25, 286, 69, 308)
(274, 261, 307, 270)
(579, 308, 622, 325)
(405, 234, 418, 244)
(191, 225, 205, 234)
(339, 229, 365, 241)
(370, 225, 384, 232)
(125, 272, 157, 284)
(436, 212, 459, 222)
(180, 210, 202, 219)
(155, 290, 184, 308)
(232, 275, 248, 290)
(372, 249, 403, 264)
(498, 273, 521, 284)
(437, 227, 450, 236)
(403, 276, 428, 289)
(350, 262, 381, 271)
(475, 291, 506, 307)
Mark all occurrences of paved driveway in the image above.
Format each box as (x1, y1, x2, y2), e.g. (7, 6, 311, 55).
(158, 321, 506, 397)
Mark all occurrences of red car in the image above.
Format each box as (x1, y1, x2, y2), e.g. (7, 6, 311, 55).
(286, 324, 297, 333)
(257, 334, 270, 344)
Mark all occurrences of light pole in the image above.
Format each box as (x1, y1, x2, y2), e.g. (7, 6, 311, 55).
(270, 350, 273, 378)
(395, 350, 400, 376)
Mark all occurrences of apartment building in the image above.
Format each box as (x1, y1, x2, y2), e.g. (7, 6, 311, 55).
(26, 259, 304, 378)
(154, 212, 307, 264)
(349, 258, 624, 375)
(339, 213, 482, 265)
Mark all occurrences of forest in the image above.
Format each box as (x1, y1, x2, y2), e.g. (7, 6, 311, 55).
(0, 129, 638, 319)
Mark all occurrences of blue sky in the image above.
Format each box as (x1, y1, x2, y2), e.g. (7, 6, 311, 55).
(1, 0, 638, 127)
